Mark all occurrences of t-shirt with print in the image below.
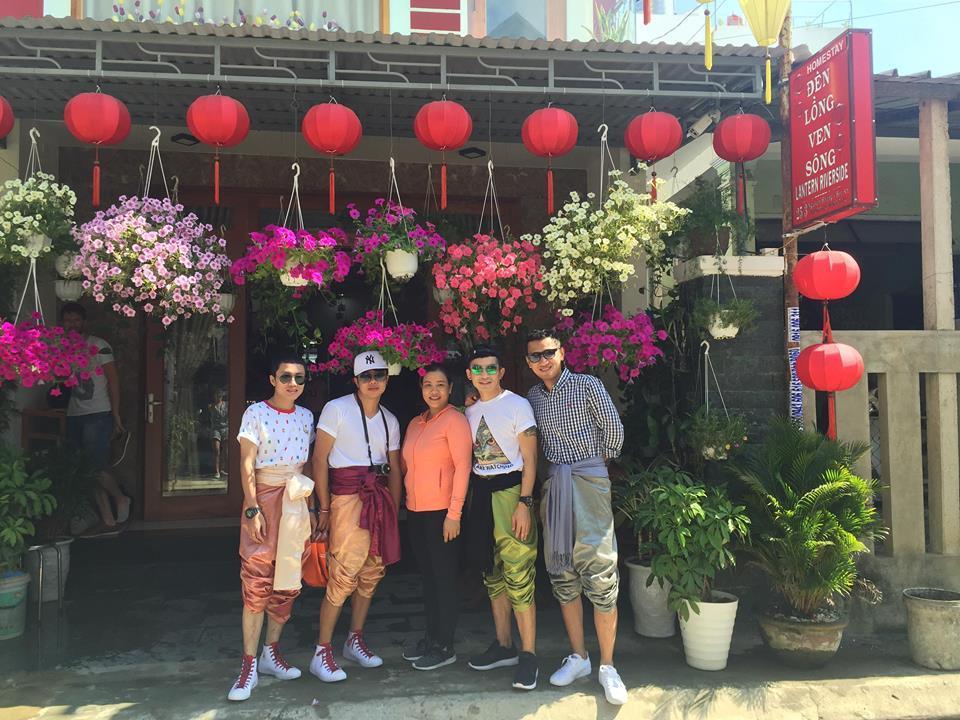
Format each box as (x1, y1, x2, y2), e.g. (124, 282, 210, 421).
(316, 394, 401, 469)
(465, 389, 537, 476)
(67, 335, 114, 417)
(237, 401, 315, 469)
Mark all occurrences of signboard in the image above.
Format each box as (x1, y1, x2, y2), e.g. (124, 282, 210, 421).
(790, 30, 877, 229)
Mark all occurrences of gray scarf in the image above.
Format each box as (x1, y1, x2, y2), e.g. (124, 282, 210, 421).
(545, 456, 608, 575)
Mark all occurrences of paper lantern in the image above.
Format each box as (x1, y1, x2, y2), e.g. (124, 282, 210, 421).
(796, 342, 863, 392)
(696, 0, 713, 70)
(624, 111, 682, 201)
(301, 102, 362, 213)
(413, 100, 472, 209)
(0, 96, 14, 141)
(713, 113, 771, 215)
(794, 248, 861, 301)
(186, 94, 250, 205)
(521, 107, 579, 214)
(63, 92, 131, 207)
(738, 0, 792, 104)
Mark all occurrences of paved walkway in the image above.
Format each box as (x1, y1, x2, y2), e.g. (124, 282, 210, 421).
(1, 529, 958, 720)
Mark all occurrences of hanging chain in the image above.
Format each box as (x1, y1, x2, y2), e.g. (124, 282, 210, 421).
(423, 163, 439, 216)
(700, 340, 730, 418)
(282, 163, 305, 231)
(24, 127, 42, 179)
(477, 160, 506, 240)
(142, 126, 171, 200)
(596, 123, 618, 208)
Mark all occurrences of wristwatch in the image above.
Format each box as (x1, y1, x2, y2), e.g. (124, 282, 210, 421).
(244, 506, 261, 519)
(518, 495, 535, 508)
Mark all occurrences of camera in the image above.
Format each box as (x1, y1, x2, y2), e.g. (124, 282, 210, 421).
(686, 110, 721, 139)
(370, 463, 391, 477)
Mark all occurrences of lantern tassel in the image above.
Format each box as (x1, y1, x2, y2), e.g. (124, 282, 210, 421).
(765, 53, 773, 105)
(547, 165, 554, 215)
(92, 147, 101, 208)
(827, 392, 837, 440)
(329, 163, 336, 215)
(214, 152, 221, 206)
(704, 10, 713, 71)
(649, 170, 658, 202)
(736, 163, 746, 216)
(643, 0, 652, 25)
(441, 160, 448, 210)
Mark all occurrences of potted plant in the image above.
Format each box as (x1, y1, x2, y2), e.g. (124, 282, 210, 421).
(231, 225, 352, 290)
(432, 234, 544, 346)
(686, 407, 749, 461)
(53, 249, 85, 301)
(0, 317, 102, 391)
(636, 470, 749, 670)
(678, 178, 751, 258)
(0, 172, 77, 266)
(691, 296, 759, 341)
(730, 419, 887, 668)
(0, 443, 55, 640)
(613, 463, 677, 638)
(351, 199, 445, 284)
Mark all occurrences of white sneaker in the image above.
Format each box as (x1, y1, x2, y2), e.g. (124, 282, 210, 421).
(258, 642, 301, 680)
(309, 644, 347, 682)
(227, 656, 258, 701)
(549, 653, 592, 687)
(598, 664, 628, 706)
(343, 631, 383, 668)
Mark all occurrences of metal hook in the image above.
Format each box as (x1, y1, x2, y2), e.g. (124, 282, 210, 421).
(291, 162, 300, 180)
(29, 127, 39, 143)
(671, 165, 679, 178)
(597, 123, 609, 142)
(149, 125, 161, 147)
(701, 339, 711, 354)
(487, 159, 494, 177)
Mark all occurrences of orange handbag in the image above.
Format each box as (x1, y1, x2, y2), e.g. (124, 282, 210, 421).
(302, 540, 329, 588)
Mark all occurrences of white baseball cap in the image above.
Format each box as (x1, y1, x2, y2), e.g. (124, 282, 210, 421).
(354, 350, 388, 376)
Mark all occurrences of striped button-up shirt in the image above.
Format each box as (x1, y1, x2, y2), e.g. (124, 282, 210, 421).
(527, 368, 624, 464)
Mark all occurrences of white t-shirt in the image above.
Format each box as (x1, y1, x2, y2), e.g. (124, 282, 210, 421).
(237, 401, 315, 469)
(316, 394, 401, 469)
(67, 335, 114, 417)
(465, 389, 537, 476)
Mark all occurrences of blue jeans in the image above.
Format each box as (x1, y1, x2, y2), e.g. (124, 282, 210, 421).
(67, 412, 114, 471)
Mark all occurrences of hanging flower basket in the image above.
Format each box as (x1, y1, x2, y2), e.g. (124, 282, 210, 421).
(313, 310, 445, 376)
(217, 292, 236, 317)
(54, 252, 82, 279)
(556, 305, 667, 384)
(351, 199, 444, 286)
(54, 279, 84, 302)
(232, 225, 352, 291)
(686, 407, 748, 462)
(384, 248, 419, 281)
(0, 173, 77, 265)
(73, 196, 233, 326)
(692, 297, 759, 341)
(0, 315, 101, 389)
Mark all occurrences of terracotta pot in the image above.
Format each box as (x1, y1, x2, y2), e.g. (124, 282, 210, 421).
(757, 612, 848, 669)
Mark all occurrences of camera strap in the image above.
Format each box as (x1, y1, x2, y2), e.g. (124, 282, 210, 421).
(354, 392, 389, 468)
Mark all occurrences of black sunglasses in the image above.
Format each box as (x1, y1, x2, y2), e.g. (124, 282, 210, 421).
(277, 373, 306, 386)
(526, 348, 560, 363)
(357, 369, 389, 383)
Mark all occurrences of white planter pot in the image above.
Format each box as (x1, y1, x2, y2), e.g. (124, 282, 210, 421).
(626, 558, 675, 638)
(384, 249, 419, 281)
(24, 538, 73, 603)
(280, 260, 309, 287)
(903, 588, 960, 670)
(708, 315, 740, 340)
(24, 233, 51, 254)
(218, 292, 236, 316)
(388, 362, 402, 376)
(54, 279, 84, 302)
(0, 571, 30, 640)
(54, 252, 81, 279)
(679, 590, 739, 671)
(701, 446, 729, 461)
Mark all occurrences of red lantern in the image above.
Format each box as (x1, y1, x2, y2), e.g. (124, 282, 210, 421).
(0, 96, 14, 141)
(624, 112, 682, 201)
(186, 94, 250, 206)
(797, 341, 864, 440)
(301, 102, 362, 214)
(521, 107, 578, 214)
(713, 113, 771, 215)
(64, 92, 131, 207)
(794, 249, 861, 301)
(414, 100, 472, 209)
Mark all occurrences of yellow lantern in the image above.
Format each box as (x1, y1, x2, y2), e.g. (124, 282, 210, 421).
(738, 0, 791, 104)
(696, 0, 713, 71)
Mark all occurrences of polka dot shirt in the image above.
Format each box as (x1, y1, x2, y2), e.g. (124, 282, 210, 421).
(237, 401, 315, 469)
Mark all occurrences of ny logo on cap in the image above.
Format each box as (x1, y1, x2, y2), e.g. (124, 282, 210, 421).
(365, 354, 376, 365)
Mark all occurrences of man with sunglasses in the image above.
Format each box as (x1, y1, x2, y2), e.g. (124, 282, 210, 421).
(230, 355, 316, 701)
(310, 350, 402, 683)
(464, 346, 540, 691)
(525, 329, 628, 706)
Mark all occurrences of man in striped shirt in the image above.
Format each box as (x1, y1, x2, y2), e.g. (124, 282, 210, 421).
(525, 328, 628, 706)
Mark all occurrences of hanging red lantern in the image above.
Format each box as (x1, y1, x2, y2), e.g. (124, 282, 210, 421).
(794, 248, 861, 301)
(521, 107, 578, 215)
(413, 100, 472, 209)
(64, 92, 131, 207)
(624, 111, 682, 201)
(713, 113, 771, 216)
(186, 94, 250, 206)
(0, 96, 14, 141)
(797, 342, 864, 393)
(301, 101, 362, 214)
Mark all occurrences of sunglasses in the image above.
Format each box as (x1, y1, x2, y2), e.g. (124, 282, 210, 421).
(277, 373, 306, 386)
(357, 369, 389, 383)
(470, 364, 500, 376)
(526, 348, 560, 363)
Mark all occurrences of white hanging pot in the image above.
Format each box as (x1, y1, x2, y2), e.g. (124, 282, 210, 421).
(218, 292, 236, 316)
(679, 590, 739, 671)
(24, 234, 52, 255)
(388, 362, 402, 376)
(384, 249, 418, 281)
(707, 314, 740, 340)
(54, 279, 83, 302)
(280, 260, 309, 287)
(54, 252, 81, 279)
(701, 445, 729, 461)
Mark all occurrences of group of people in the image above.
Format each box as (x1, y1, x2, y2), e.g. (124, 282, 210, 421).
(231, 329, 629, 706)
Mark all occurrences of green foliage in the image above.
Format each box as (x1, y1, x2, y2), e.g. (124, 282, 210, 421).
(247, 274, 324, 355)
(691, 296, 759, 337)
(0, 443, 56, 573)
(28, 445, 98, 538)
(729, 419, 887, 618)
(634, 468, 750, 619)
(677, 178, 752, 257)
(585, 0, 632, 42)
(686, 407, 749, 461)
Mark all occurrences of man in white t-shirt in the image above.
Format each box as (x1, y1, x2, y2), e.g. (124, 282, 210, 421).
(229, 354, 317, 702)
(60, 302, 131, 531)
(310, 350, 402, 683)
(463, 346, 540, 691)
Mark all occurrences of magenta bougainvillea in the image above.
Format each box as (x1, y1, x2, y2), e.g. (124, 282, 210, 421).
(312, 310, 445, 376)
(230, 224, 352, 289)
(556, 305, 667, 384)
(432, 234, 545, 343)
(0, 316, 101, 389)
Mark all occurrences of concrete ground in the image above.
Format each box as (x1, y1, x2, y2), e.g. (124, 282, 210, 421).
(1, 529, 959, 720)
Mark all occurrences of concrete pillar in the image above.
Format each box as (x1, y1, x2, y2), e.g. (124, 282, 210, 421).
(919, 98, 960, 555)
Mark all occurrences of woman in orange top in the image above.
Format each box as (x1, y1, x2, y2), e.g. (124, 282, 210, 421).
(400, 362, 473, 671)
